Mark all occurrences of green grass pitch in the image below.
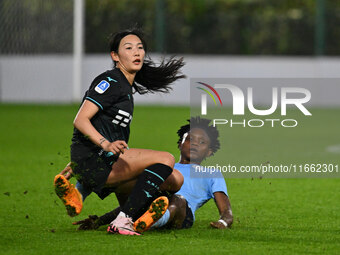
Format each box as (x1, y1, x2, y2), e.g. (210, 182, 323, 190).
(0, 104, 339, 254)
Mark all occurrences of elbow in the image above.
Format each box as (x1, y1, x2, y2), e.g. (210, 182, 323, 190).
(73, 116, 81, 129)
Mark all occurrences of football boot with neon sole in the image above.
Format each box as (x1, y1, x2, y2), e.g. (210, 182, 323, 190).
(54, 174, 83, 217)
(133, 196, 169, 233)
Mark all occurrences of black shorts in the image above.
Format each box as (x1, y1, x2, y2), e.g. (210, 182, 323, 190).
(71, 143, 119, 199)
(181, 200, 194, 229)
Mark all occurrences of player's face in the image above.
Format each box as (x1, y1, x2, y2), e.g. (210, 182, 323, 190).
(179, 128, 213, 164)
(111, 34, 145, 74)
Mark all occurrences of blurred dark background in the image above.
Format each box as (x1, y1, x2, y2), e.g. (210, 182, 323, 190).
(1, 0, 339, 55)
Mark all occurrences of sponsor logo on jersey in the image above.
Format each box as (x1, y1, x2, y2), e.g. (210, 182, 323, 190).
(95, 80, 110, 94)
(112, 109, 132, 127)
(107, 76, 117, 82)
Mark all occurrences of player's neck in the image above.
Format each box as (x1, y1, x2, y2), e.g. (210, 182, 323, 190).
(179, 156, 202, 165)
(117, 67, 136, 85)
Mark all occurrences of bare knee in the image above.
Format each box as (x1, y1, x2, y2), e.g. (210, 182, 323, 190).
(160, 169, 183, 192)
(168, 195, 187, 228)
(156, 151, 175, 168)
(171, 194, 187, 211)
(171, 169, 184, 191)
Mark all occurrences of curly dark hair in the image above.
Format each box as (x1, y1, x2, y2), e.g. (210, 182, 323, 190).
(177, 116, 220, 155)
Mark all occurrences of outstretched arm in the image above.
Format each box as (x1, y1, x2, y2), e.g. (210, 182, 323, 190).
(72, 207, 121, 230)
(210, 191, 233, 229)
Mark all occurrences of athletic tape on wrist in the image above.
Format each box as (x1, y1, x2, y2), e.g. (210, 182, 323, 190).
(218, 219, 228, 227)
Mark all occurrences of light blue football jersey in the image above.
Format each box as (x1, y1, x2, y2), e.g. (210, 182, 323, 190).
(175, 163, 228, 220)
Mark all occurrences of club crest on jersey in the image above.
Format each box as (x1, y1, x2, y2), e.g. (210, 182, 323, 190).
(95, 80, 110, 94)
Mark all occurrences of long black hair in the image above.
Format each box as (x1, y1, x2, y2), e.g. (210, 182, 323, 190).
(177, 117, 221, 155)
(109, 28, 186, 94)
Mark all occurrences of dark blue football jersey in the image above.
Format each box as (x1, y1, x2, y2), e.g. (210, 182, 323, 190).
(72, 68, 134, 147)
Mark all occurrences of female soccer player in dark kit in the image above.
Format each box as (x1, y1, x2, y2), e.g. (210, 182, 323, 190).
(54, 28, 185, 235)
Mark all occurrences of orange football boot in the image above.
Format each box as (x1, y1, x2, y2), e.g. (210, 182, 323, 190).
(133, 196, 169, 233)
(54, 174, 83, 217)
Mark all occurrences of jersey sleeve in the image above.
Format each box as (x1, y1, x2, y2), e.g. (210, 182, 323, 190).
(210, 176, 229, 198)
(85, 76, 120, 110)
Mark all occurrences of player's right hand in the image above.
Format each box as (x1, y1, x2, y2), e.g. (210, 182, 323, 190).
(102, 140, 128, 155)
(72, 215, 100, 230)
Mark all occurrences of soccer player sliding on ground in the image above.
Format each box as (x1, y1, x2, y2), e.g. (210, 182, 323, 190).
(53, 28, 185, 235)
(73, 117, 233, 232)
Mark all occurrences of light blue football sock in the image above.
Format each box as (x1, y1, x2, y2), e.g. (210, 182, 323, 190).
(76, 181, 91, 201)
(151, 209, 170, 228)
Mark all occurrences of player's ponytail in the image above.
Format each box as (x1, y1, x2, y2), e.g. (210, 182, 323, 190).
(109, 28, 186, 94)
(134, 56, 185, 94)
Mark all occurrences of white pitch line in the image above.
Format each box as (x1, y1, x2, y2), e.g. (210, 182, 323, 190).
(326, 144, 340, 154)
